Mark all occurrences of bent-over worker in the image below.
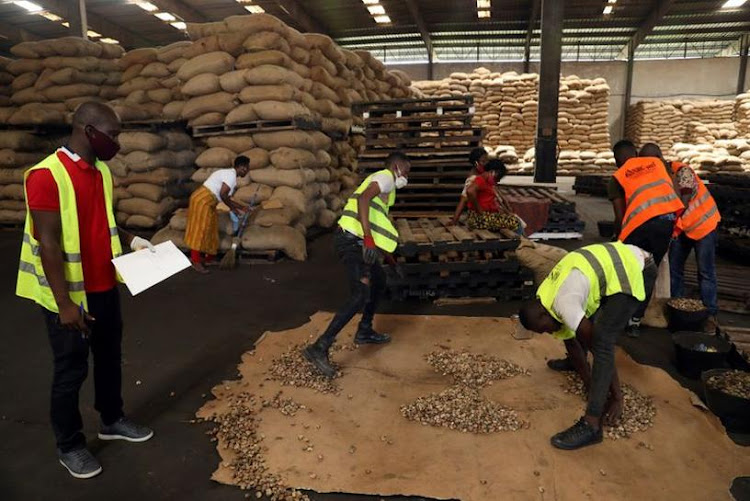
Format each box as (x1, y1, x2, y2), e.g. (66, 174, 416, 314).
(639, 143, 721, 332)
(184, 155, 250, 273)
(519, 242, 656, 450)
(303, 152, 411, 378)
(608, 139, 683, 337)
(17, 102, 155, 479)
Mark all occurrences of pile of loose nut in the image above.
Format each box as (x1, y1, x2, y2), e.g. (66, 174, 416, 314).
(667, 298, 707, 312)
(266, 344, 342, 394)
(262, 391, 306, 417)
(425, 349, 530, 388)
(400, 385, 525, 433)
(563, 373, 657, 439)
(707, 370, 750, 399)
(203, 392, 310, 501)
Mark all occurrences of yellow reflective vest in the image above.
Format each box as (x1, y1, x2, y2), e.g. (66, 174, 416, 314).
(338, 169, 399, 253)
(536, 242, 646, 340)
(16, 151, 122, 312)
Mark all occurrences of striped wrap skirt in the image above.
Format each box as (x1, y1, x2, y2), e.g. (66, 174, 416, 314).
(184, 186, 219, 255)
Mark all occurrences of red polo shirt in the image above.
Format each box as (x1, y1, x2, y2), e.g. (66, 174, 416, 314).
(25, 147, 117, 293)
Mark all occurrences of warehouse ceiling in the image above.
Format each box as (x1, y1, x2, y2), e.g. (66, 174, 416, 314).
(0, 0, 748, 62)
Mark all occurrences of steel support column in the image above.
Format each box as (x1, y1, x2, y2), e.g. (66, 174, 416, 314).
(534, 0, 562, 183)
(622, 42, 635, 140)
(738, 34, 749, 95)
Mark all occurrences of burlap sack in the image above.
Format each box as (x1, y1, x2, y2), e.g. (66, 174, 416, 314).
(182, 73, 221, 97)
(241, 224, 306, 261)
(269, 185, 307, 213)
(124, 150, 179, 171)
(0, 131, 46, 151)
(118, 131, 166, 153)
(182, 36, 221, 60)
(118, 48, 158, 69)
(253, 100, 310, 121)
(269, 147, 317, 170)
(253, 130, 315, 151)
(219, 69, 248, 93)
(162, 101, 185, 119)
(317, 208, 338, 228)
(225, 13, 288, 36)
(514, 239, 568, 284)
(248, 167, 315, 188)
(196, 147, 235, 169)
(224, 103, 258, 124)
(235, 50, 292, 70)
(162, 131, 194, 151)
(140, 62, 170, 78)
(126, 183, 166, 203)
(125, 214, 160, 229)
(243, 32, 291, 55)
(118, 197, 174, 218)
(9, 104, 65, 125)
(181, 92, 235, 120)
(146, 88, 173, 105)
(7, 59, 44, 76)
(238, 84, 299, 104)
(240, 148, 270, 170)
(244, 65, 304, 88)
(177, 51, 235, 81)
(217, 31, 249, 57)
(190, 112, 226, 126)
(206, 135, 255, 153)
(156, 41, 192, 64)
(253, 206, 300, 227)
(152, 227, 186, 249)
(12, 72, 40, 92)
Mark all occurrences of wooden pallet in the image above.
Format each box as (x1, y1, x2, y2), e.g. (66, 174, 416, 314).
(395, 217, 519, 258)
(353, 95, 473, 116)
(365, 113, 474, 127)
(684, 261, 750, 305)
(121, 119, 187, 132)
(365, 132, 484, 148)
(573, 174, 612, 197)
(191, 117, 320, 138)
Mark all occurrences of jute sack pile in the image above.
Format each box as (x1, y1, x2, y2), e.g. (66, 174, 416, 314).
(685, 121, 740, 144)
(0, 130, 57, 223)
(7, 37, 123, 125)
(669, 141, 748, 176)
(110, 41, 192, 121)
(111, 129, 196, 229)
(0, 56, 13, 113)
(517, 148, 615, 176)
(735, 91, 750, 137)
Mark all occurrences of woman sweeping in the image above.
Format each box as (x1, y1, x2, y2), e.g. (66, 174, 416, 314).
(184, 155, 250, 273)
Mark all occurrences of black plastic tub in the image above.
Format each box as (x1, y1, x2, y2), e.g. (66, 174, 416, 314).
(597, 220, 614, 238)
(672, 331, 731, 379)
(667, 301, 710, 332)
(702, 368, 750, 433)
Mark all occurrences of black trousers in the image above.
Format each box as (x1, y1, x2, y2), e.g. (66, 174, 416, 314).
(42, 288, 124, 452)
(623, 214, 674, 319)
(586, 258, 657, 416)
(317, 229, 386, 347)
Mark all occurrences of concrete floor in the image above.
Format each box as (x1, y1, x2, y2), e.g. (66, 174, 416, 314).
(0, 187, 745, 501)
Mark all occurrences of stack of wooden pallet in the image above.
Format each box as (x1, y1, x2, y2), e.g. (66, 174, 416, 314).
(355, 95, 482, 217)
(387, 217, 534, 301)
(705, 173, 750, 261)
(573, 174, 612, 197)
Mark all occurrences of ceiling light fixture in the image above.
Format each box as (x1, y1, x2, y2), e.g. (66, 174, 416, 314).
(133, 1, 158, 12)
(13, 1, 43, 12)
(603, 5, 613, 14)
(100, 38, 119, 44)
(37, 11, 63, 22)
(154, 11, 176, 21)
(478, 9, 491, 18)
(362, 0, 379, 4)
(244, 5, 265, 13)
(721, 0, 747, 7)
(87, 30, 102, 38)
(170, 21, 187, 30)
(477, 0, 491, 8)
(367, 4, 386, 15)
(374, 15, 391, 23)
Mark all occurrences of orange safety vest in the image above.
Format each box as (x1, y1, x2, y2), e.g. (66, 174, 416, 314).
(670, 161, 720, 240)
(613, 157, 684, 241)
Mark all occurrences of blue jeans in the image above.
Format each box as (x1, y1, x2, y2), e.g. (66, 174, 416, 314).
(669, 230, 718, 315)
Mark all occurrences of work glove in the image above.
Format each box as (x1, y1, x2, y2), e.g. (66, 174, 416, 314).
(362, 235, 379, 265)
(131, 236, 156, 253)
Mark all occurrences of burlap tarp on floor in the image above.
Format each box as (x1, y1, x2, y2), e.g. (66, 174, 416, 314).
(197, 312, 749, 501)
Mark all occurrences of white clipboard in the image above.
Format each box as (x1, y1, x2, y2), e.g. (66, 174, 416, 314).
(112, 240, 191, 296)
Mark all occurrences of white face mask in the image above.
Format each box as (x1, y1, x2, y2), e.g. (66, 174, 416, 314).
(394, 167, 408, 189)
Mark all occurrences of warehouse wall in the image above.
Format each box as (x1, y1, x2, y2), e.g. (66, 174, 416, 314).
(391, 56, 750, 142)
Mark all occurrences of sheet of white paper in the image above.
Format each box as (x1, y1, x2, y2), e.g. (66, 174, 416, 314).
(112, 240, 191, 296)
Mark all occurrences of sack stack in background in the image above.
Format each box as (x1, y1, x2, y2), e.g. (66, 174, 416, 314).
(112, 129, 196, 229)
(110, 41, 191, 122)
(7, 37, 123, 125)
(149, 14, 409, 260)
(0, 131, 58, 224)
(0, 57, 13, 111)
(668, 141, 748, 176)
(684, 121, 739, 144)
(411, 68, 612, 172)
(735, 91, 750, 137)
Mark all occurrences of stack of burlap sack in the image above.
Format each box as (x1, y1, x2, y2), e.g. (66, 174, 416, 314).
(625, 99, 735, 149)
(515, 147, 615, 175)
(0, 57, 12, 111)
(411, 68, 612, 157)
(151, 14, 409, 260)
(0, 131, 57, 224)
(110, 129, 196, 229)
(110, 41, 192, 121)
(735, 90, 750, 137)
(669, 141, 748, 176)
(5, 37, 123, 125)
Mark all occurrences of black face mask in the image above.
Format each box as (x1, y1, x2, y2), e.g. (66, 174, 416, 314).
(85, 125, 120, 161)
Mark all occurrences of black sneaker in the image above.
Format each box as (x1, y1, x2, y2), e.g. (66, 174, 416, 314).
(98, 417, 154, 443)
(354, 328, 391, 345)
(58, 448, 102, 479)
(551, 418, 603, 450)
(302, 343, 337, 378)
(546, 357, 575, 372)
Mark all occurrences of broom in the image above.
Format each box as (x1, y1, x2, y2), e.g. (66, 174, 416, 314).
(220, 187, 260, 270)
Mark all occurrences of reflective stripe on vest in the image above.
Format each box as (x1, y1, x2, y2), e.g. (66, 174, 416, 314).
(338, 170, 399, 253)
(614, 157, 684, 242)
(16, 150, 123, 313)
(536, 242, 646, 341)
(671, 163, 720, 240)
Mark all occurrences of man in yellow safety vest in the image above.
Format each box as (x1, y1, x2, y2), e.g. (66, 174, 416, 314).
(303, 151, 410, 378)
(518, 241, 656, 450)
(16, 102, 155, 479)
